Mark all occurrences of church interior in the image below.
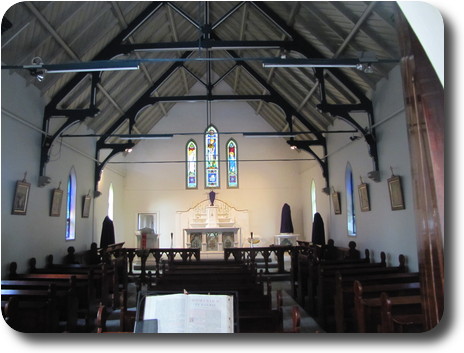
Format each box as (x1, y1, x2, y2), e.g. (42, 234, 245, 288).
(1, 1, 444, 335)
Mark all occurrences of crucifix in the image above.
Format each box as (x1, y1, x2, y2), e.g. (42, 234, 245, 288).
(208, 190, 218, 206)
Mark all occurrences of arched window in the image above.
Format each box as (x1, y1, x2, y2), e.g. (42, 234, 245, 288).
(108, 183, 114, 220)
(226, 139, 238, 188)
(205, 125, 219, 188)
(345, 163, 357, 236)
(66, 168, 77, 240)
(311, 179, 317, 217)
(186, 140, 198, 189)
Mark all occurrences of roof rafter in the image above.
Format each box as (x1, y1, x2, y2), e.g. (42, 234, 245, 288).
(251, 1, 371, 105)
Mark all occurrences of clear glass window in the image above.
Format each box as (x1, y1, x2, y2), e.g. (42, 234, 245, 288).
(311, 179, 317, 217)
(108, 183, 114, 220)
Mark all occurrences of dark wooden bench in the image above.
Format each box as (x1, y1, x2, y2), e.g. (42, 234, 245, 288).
(314, 254, 406, 330)
(379, 292, 425, 333)
(1, 286, 65, 332)
(353, 280, 423, 333)
(147, 261, 280, 332)
(333, 272, 421, 332)
(298, 249, 371, 312)
(95, 302, 136, 333)
(28, 257, 120, 309)
(2, 279, 79, 332)
(9, 262, 98, 330)
(73, 242, 102, 265)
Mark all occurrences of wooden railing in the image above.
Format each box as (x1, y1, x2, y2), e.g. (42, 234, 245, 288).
(224, 246, 297, 274)
(102, 246, 307, 284)
(122, 248, 201, 280)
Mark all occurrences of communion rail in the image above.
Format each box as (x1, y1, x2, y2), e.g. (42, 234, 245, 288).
(224, 246, 297, 274)
(101, 246, 305, 285)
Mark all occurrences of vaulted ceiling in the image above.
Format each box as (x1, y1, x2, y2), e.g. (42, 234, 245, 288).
(1, 1, 401, 190)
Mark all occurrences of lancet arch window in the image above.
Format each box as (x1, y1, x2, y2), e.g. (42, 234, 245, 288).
(186, 139, 198, 189)
(108, 183, 114, 221)
(226, 139, 238, 188)
(205, 125, 219, 188)
(345, 163, 357, 236)
(311, 179, 317, 217)
(66, 168, 77, 241)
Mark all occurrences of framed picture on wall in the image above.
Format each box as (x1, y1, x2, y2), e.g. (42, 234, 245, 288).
(358, 182, 371, 212)
(332, 190, 341, 215)
(50, 187, 64, 217)
(388, 175, 405, 210)
(12, 180, 31, 215)
(82, 194, 91, 218)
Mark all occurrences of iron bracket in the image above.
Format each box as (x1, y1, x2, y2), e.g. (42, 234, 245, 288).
(287, 139, 330, 193)
(94, 142, 135, 196)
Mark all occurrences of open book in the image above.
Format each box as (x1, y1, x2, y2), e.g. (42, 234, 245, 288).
(142, 293, 234, 333)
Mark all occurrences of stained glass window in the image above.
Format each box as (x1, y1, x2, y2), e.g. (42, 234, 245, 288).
(205, 125, 219, 188)
(186, 139, 198, 189)
(345, 163, 357, 236)
(66, 168, 76, 241)
(226, 139, 238, 188)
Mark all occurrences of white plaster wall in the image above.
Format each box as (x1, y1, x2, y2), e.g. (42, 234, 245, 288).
(299, 162, 332, 242)
(118, 80, 313, 248)
(93, 166, 126, 246)
(0, 66, 419, 276)
(324, 66, 418, 271)
(1, 72, 96, 277)
(398, 1, 444, 86)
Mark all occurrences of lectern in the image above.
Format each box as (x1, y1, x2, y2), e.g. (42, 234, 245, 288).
(135, 228, 159, 249)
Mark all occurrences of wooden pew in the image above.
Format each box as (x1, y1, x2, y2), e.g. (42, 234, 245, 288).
(293, 240, 370, 307)
(379, 292, 425, 333)
(148, 261, 279, 332)
(95, 291, 136, 333)
(2, 279, 79, 332)
(314, 254, 406, 330)
(9, 262, 98, 330)
(28, 257, 118, 309)
(95, 303, 134, 333)
(305, 251, 384, 316)
(152, 275, 270, 308)
(75, 242, 102, 265)
(333, 272, 420, 332)
(2, 286, 60, 332)
(353, 280, 423, 333)
(302, 248, 372, 314)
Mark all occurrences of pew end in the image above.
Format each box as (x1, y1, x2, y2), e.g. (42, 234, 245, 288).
(379, 292, 424, 333)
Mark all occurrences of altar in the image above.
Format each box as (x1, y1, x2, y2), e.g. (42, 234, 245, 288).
(274, 233, 299, 246)
(185, 227, 240, 251)
(177, 198, 249, 258)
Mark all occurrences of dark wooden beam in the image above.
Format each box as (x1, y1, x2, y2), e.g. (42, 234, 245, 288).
(397, 5, 444, 331)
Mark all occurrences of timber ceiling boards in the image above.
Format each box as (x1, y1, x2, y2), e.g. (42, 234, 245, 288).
(1, 1, 400, 154)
